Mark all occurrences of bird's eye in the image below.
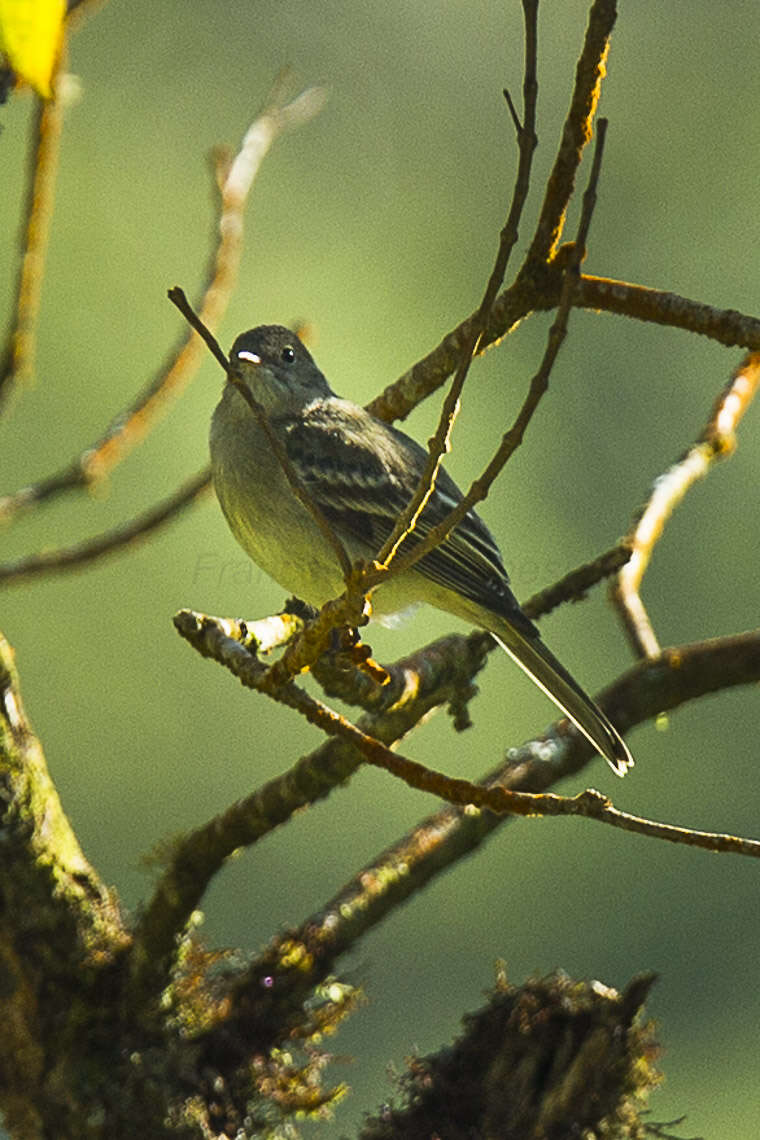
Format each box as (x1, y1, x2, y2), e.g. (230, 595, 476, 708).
(281, 345, 295, 363)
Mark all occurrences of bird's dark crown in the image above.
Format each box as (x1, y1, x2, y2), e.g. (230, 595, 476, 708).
(230, 325, 315, 370)
(228, 324, 333, 403)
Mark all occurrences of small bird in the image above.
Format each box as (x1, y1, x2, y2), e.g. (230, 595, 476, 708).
(210, 325, 633, 775)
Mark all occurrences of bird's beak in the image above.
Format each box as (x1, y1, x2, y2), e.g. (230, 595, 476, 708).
(227, 349, 262, 392)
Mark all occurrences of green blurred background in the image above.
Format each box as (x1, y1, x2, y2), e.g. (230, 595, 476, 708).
(2, 1, 759, 1134)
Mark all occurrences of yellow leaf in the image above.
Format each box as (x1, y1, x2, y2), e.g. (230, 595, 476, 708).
(0, 0, 65, 99)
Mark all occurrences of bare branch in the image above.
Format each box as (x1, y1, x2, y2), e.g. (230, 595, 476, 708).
(0, 470, 211, 587)
(525, 0, 616, 263)
(408, 270, 755, 433)
(577, 275, 760, 348)
(0, 81, 326, 525)
(365, 267, 760, 430)
(374, 0, 539, 573)
(611, 352, 760, 657)
(374, 117, 609, 587)
(129, 619, 491, 1006)
(175, 610, 760, 856)
(172, 610, 522, 812)
(0, 57, 66, 410)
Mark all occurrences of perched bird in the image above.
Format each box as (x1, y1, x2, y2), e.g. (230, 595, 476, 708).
(210, 324, 633, 775)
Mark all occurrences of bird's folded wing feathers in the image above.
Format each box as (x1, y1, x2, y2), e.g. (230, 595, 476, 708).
(276, 398, 536, 634)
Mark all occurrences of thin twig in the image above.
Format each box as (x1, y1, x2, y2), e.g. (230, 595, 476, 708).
(168, 286, 353, 585)
(522, 541, 632, 619)
(374, 0, 539, 573)
(165, 287, 229, 371)
(558, 788, 760, 855)
(611, 352, 760, 658)
(524, 0, 616, 263)
(0, 470, 211, 587)
(373, 117, 609, 587)
(0, 81, 326, 525)
(0, 52, 67, 410)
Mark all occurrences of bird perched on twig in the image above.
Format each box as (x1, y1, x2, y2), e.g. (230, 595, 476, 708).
(209, 324, 633, 776)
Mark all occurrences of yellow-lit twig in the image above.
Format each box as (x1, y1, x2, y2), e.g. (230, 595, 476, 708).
(524, 0, 616, 263)
(0, 51, 67, 410)
(375, 0, 539, 575)
(611, 352, 760, 658)
(0, 79, 326, 525)
(374, 118, 608, 588)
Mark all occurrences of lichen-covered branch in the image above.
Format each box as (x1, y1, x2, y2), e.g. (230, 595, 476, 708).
(128, 621, 491, 1009)
(0, 632, 129, 1137)
(359, 972, 659, 1140)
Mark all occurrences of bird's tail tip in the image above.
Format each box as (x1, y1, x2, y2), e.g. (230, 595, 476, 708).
(606, 735, 635, 777)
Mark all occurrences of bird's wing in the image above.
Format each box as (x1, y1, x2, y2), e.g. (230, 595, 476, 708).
(276, 398, 536, 634)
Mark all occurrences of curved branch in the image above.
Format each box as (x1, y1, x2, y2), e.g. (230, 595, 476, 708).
(366, 269, 760, 430)
(202, 629, 760, 1048)
(611, 352, 760, 657)
(0, 469, 211, 587)
(0, 81, 326, 525)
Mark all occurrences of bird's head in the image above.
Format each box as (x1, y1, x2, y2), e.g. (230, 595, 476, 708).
(228, 325, 332, 414)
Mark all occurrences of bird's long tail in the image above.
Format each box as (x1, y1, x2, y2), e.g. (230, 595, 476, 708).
(491, 622, 633, 776)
